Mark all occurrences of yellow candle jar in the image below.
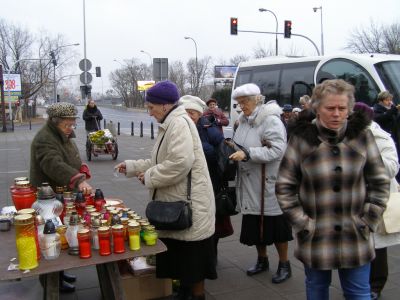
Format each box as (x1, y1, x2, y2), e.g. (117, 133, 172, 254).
(128, 221, 141, 251)
(14, 214, 38, 270)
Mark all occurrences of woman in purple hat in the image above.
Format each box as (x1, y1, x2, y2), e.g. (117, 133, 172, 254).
(115, 81, 217, 300)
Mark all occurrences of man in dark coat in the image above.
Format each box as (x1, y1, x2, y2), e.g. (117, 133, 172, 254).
(82, 99, 103, 132)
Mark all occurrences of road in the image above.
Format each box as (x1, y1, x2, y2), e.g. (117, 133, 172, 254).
(77, 105, 234, 138)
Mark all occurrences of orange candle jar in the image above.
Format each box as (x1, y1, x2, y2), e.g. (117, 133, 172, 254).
(56, 225, 69, 250)
(14, 214, 38, 270)
(77, 229, 91, 259)
(112, 225, 125, 254)
(98, 226, 111, 256)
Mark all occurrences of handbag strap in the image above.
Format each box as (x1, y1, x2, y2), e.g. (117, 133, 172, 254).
(151, 116, 193, 202)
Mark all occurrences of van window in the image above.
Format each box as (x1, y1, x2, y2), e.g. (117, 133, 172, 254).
(317, 58, 379, 106)
(280, 62, 317, 105)
(252, 65, 280, 102)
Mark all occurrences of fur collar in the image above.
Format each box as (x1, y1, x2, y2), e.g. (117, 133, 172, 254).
(238, 102, 283, 127)
(290, 110, 370, 146)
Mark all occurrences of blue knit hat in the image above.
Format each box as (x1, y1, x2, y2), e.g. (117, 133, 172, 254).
(145, 80, 180, 104)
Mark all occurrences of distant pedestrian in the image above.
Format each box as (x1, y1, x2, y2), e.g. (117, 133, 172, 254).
(299, 95, 311, 110)
(202, 98, 229, 132)
(277, 79, 390, 299)
(82, 99, 103, 133)
(281, 104, 293, 128)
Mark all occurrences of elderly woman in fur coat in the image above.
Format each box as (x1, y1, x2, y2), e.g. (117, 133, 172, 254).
(276, 79, 390, 299)
(229, 83, 293, 284)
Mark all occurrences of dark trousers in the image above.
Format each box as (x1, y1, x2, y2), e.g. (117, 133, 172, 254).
(370, 247, 388, 293)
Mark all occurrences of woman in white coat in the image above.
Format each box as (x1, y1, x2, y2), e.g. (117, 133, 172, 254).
(230, 83, 293, 283)
(115, 81, 216, 300)
(354, 102, 400, 300)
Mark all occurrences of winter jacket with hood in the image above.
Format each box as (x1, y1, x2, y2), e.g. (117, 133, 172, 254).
(233, 101, 286, 216)
(276, 112, 390, 270)
(124, 105, 215, 241)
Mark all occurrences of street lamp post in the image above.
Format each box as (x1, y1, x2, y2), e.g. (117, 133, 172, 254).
(140, 50, 153, 80)
(50, 43, 79, 103)
(259, 8, 278, 56)
(313, 6, 324, 56)
(184, 36, 198, 94)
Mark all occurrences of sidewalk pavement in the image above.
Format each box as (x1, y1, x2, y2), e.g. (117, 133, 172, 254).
(1, 123, 400, 300)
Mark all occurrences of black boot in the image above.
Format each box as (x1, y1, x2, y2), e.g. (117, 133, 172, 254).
(174, 284, 192, 300)
(59, 280, 76, 293)
(246, 256, 269, 276)
(61, 271, 77, 283)
(272, 261, 291, 284)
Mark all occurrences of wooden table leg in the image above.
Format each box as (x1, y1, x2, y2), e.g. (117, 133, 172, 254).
(97, 262, 126, 300)
(42, 272, 59, 300)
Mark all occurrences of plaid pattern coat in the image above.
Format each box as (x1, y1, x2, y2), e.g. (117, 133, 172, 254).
(276, 112, 390, 270)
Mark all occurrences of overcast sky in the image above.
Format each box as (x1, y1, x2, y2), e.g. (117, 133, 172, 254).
(2, 0, 399, 94)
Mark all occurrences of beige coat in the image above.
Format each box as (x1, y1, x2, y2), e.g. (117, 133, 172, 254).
(125, 105, 215, 241)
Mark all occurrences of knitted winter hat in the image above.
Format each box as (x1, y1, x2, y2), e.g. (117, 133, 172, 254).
(353, 102, 374, 121)
(232, 83, 260, 99)
(145, 80, 180, 104)
(179, 95, 207, 113)
(47, 102, 78, 119)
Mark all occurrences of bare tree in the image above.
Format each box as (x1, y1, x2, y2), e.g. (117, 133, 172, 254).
(229, 54, 250, 66)
(168, 60, 187, 95)
(186, 56, 212, 96)
(252, 43, 275, 59)
(345, 20, 400, 54)
(109, 58, 148, 108)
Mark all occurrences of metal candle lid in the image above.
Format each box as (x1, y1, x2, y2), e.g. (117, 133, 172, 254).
(37, 182, 56, 200)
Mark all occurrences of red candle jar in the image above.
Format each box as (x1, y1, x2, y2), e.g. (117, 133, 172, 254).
(112, 225, 125, 254)
(11, 181, 37, 211)
(77, 229, 92, 259)
(98, 226, 111, 256)
(85, 194, 94, 206)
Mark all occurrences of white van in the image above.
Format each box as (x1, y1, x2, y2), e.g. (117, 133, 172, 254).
(230, 54, 400, 125)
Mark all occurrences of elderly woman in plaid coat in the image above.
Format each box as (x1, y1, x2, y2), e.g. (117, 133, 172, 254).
(276, 79, 390, 300)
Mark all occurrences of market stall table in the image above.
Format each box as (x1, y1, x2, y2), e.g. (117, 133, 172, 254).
(0, 227, 167, 300)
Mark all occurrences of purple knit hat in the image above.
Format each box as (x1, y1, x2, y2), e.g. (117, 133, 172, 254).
(353, 102, 374, 121)
(145, 80, 180, 104)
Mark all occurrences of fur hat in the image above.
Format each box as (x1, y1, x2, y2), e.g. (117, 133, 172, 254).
(46, 102, 78, 119)
(179, 95, 206, 114)
(232, 83, 260, 99)
(145, 80, 180, 104)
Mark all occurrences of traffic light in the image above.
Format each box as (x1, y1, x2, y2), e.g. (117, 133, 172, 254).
(230, 17, 238, 35)
(49, 51, 57, 66)
(284, 20, 292, 38)
(95, 66, 101, 77)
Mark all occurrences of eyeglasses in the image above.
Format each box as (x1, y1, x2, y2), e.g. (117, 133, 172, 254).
(62, 123, 77, 129)
(237, 99, 250, 107)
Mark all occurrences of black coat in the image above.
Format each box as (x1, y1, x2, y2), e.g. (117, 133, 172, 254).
(82, 105, 103, 131)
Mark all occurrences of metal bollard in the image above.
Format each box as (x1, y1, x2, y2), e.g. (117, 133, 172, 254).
(150, 122, 154, 139)
(140, 121, 143, 137)
(11, 119, 14, 131)
(29, 120, 31, 130)
(117, 122, 120, 135)
(103, 119, 106, 129)
(131, 122, 134, 136)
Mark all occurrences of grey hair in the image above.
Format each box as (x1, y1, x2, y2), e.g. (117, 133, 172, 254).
(377, 91, 393, 102)
(299, 95, 311, 105)
(311, 79, 355, 113)
(243, 94, 265, 105)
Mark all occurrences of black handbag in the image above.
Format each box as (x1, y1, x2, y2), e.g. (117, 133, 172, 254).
(216, 138, 238, 181)
(145, 117, 193, 230)
(215, 185, 238, 216)
(146, 171, 193, 230)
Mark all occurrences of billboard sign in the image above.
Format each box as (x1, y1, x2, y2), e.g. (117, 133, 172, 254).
(2, 73, 22, 102)
(214, 65, 237, 80)
(137, 80, 155, 91)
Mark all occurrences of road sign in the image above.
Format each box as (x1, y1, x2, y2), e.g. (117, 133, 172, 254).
(153, 58, 168, 82)
(80, 72, 93, 84)
(79, 59, 92, 71)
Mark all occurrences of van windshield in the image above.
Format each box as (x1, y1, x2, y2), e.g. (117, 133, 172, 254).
(375, 61, 400, 104)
